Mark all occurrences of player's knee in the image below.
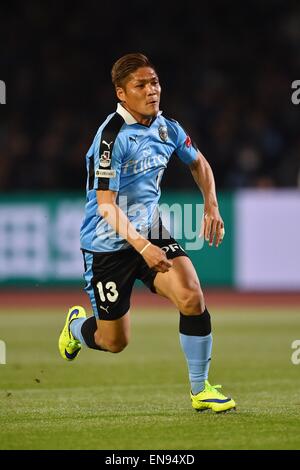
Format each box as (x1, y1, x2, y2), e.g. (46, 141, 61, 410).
(177, 285, 205, 315)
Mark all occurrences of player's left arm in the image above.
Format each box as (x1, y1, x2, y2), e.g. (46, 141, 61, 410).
(172, 120, 224, 247)
(189, 151, 224, 248)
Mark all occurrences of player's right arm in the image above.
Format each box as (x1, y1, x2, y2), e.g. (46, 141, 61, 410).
(96, 190, 172, 273)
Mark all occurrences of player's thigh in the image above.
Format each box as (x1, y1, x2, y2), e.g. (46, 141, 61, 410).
(153, 256, 205, 313)
(82, 249, 137, 322)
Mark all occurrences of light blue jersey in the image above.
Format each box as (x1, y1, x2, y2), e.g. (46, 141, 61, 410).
(80, 103, 198, 252)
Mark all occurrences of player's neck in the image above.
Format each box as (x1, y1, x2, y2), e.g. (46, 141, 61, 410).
(122, 104, 154, 126)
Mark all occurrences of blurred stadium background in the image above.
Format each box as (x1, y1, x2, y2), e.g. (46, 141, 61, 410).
(0, 0, 300, 450)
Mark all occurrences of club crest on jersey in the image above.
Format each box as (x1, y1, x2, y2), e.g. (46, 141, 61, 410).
(100, 150, 111, 168)
(158, 125, 168, 142)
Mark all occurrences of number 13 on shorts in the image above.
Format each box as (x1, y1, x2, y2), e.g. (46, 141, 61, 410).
(96, 281, 119, 303)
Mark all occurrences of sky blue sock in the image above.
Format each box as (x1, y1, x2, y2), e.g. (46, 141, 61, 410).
(179, 333, 213, 395)
(70, 318, 87, 346)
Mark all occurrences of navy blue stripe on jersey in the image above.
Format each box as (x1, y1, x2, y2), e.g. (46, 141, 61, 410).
(96, 113, 124, 190)
(88, 156, 94, 191)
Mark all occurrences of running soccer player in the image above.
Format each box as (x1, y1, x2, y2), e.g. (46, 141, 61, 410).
(59, 53, 236, 413)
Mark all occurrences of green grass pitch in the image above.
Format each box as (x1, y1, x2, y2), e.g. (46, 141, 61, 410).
(0, 306, 300, 450)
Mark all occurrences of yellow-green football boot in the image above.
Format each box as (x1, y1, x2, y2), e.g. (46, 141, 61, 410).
(191, 380, 236, 413)
(58, 306, 86, 361)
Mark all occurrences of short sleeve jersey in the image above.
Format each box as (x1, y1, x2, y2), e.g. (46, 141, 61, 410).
(80, 103, 198, 252)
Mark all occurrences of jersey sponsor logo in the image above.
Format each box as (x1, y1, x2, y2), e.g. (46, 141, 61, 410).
(185, 135, 192, 147)
(142, 147, 151, 158)
(100, 150, 111, 167)
(158, 125, 168, 142)
(95, 169, 116, 178)
(122, 154, 168, 175)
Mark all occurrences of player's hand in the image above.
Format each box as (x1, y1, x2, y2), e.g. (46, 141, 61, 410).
(140, 243, 173, 273)
(199, 206, 225, 248)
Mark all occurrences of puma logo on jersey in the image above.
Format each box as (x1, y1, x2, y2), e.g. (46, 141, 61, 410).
(102, 140, 113, 149)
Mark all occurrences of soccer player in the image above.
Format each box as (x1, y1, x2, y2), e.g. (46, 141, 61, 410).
(59, 53, 236, 413)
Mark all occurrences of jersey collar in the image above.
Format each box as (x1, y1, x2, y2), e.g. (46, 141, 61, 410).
(116, 103, 162, 125)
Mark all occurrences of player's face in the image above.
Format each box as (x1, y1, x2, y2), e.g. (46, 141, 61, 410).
(116, 67, 161, 125)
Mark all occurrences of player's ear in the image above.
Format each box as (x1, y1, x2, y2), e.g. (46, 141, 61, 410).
(116, 86, 125, 102)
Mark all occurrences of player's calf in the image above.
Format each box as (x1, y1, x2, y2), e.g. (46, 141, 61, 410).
(94, 330, 129, 353)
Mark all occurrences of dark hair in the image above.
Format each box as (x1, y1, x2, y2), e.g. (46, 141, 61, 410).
(111, 53, 156, 88)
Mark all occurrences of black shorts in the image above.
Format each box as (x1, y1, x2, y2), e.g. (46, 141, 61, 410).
(82, 220, 188, 320)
